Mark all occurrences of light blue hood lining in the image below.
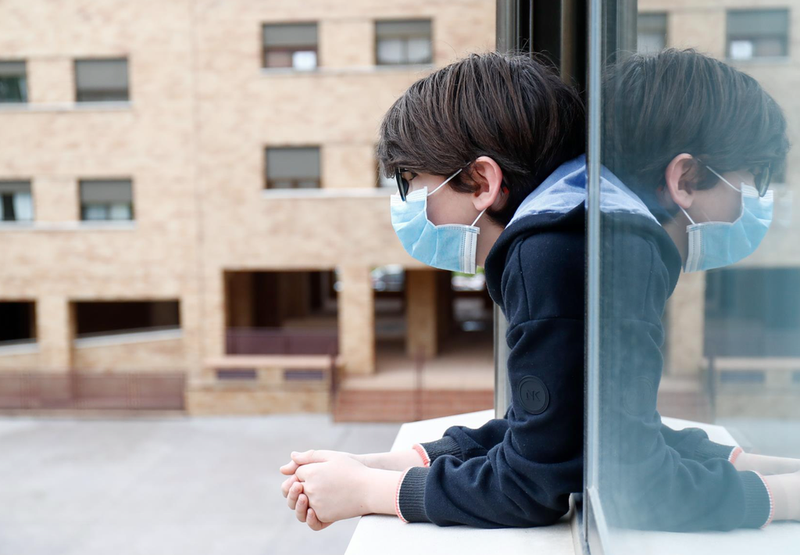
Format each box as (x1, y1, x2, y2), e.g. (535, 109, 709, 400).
(507, 154, 660, 228)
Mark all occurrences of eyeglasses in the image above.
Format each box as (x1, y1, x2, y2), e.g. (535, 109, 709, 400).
(394, 168, 417, 202)
(700, 160, 773, 197)
(394, 162, 472, 202)
(748, 163, 773, 198)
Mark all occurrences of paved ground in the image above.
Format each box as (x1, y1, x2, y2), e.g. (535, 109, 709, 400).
(0, 415, 401, 555)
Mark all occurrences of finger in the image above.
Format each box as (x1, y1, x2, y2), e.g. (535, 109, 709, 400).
(307, 507, 329, 531)
(280, 460, 300, 475)
(281, 474, 299, 498)
(291, 449, 327, 465)
(287, 481, 303, 510)
(295, 492, 309, 523)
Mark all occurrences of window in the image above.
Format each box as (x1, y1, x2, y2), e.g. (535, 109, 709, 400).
(265, 147, 320, 189)
(0, 61, 27, 103)
(262, 23, 318, 70)
(0, 181, 33, 222)
(375, 20, 433, 65)
(79, 179, 134, 221)
(0, 302, 36, 345)
(727, 9, 789, 60)
(74, 300, 180, 338)
(637, 13, 667, 54)
(74, 58, 129, 102)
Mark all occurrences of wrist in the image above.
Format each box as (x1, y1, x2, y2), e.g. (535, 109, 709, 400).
(363, 468, 403, 516)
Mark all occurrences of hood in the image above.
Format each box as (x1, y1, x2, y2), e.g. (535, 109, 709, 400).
(483, 154, 681, 307)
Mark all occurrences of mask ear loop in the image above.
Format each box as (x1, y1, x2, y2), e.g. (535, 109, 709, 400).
(427, 167, 464, 196)
(471, 207, 487, 227)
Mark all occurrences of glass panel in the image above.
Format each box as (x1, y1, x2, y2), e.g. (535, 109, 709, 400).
(292, 50, 317, 70)
(588, 0, 799, 550)
(0, 61, 27, 103)
(265, 50, 293, 68)
(637, 13, 666, 53)
(407, 38, 432, 64)
(108, 203, 132, 220)
(83, 204, 108, 220)
(377, 38, 404, 64)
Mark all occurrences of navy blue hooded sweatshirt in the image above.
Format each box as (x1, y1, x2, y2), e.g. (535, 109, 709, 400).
(395, 155, 773, 531)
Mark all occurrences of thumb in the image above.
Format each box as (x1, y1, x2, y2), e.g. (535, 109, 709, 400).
(291, 449, 327, 464)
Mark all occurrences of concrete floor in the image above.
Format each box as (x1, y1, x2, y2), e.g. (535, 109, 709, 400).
(0, 415, 401, 555)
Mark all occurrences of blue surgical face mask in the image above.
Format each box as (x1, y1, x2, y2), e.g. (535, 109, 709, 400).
(680, 166, 774, 273)
(390, 168, 487, 274)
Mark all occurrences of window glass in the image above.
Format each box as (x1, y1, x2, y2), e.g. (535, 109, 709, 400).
(265, 147, 320, 189)
(263, 23, 318, 70)
(587, 1, 798, 551)
(727, 9, 789, 60)
(0, 181, 33, 222)
(637, 13, 666, 53)
(0, 61, 27, 103)
(80, 179, 134, 220)
(75, 59, 129, 102)
(375, 20, 432, 65)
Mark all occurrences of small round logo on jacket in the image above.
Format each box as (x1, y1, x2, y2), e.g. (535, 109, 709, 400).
(518, 375, 550, 415)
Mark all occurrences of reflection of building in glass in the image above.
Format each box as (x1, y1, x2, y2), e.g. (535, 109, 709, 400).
(0, 0, 496, 418)
(640, 0, 800, 417)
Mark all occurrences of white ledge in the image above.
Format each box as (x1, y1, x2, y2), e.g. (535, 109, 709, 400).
(0, 221, 137, 232)
(346, 409, 800, 555)
(73, 327, 182, 348)
(0, 101, 133, 113)
(0, 340, 39, 356)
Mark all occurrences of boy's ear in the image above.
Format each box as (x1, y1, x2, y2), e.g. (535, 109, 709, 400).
(470, 156, 506, 212)
(663, 153, 699, 210)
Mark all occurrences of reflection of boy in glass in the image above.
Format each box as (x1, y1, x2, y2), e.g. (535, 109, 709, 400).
(599, 47, 798, 531)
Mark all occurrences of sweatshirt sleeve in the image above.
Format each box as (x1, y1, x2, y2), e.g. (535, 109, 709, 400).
(414, 411, 512, 465)
(596, 222, 772, 531)
(659, 422, 740, 463)
(396, 229, 585, 527)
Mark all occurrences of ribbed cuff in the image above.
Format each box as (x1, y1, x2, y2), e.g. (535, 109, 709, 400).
(693, 439, 740, 462)
(739, 470, 773, 529)
(418, 435, 462, 463)
(728, 446, 744, 466)
(412, 443, 431, 467)
(396, 466, 431, 523)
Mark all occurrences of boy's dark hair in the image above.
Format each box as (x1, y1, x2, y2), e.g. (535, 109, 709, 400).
(376, 51, 586, 227)
(602, 48, 790, 210)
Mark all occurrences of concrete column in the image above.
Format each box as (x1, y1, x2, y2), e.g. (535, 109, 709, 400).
(338, 265, 375, 375)
(665, 272, 706, 377)
(406, 269, 438, 359)
(37, 296, 73, 371)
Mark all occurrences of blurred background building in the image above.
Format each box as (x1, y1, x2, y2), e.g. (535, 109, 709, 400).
(638, 0, 800, 420)
(1, 0, 798, 421)
(0, 0, 496, 419)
